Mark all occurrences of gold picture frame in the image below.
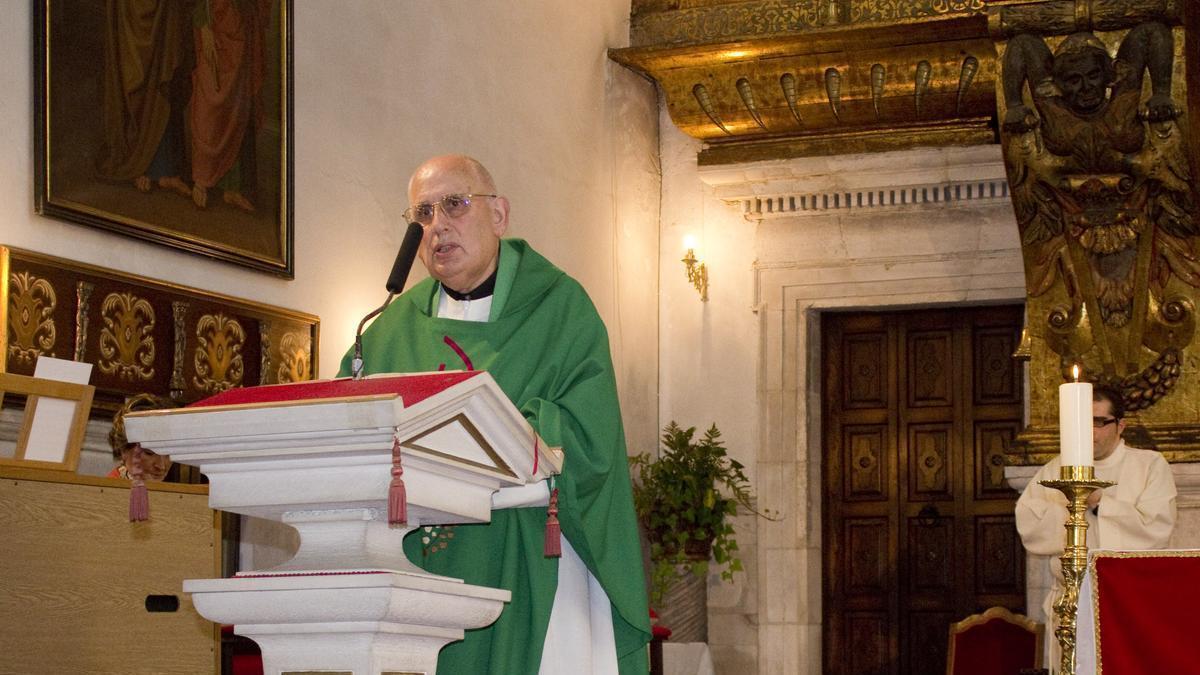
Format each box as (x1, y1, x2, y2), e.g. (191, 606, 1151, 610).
(34, 0, 294, 277)
(0, 372, 95, 472)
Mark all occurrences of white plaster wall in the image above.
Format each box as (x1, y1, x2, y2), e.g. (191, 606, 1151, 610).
(0, 2, 660, 453)
(658, 113, 764, 672)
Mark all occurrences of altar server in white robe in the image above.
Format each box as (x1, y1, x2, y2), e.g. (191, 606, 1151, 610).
(1016, 385, 1177, 672)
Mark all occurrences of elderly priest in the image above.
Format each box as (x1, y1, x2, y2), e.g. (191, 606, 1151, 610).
(339, 154, 651, 674)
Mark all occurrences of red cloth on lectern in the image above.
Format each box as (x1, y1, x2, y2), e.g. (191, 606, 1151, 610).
(188, 371, 482, 408)
(1094, 554, 1200, 673)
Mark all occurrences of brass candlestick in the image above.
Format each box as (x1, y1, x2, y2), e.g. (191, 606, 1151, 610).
(1039, 465, 1114, 675)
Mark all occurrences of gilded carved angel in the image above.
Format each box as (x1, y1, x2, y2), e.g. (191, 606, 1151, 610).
(1001, 22, 1198, 408)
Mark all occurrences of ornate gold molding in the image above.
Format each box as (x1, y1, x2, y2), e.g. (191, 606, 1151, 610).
(612, 15, 999, 163)
(629, 0, 988, 47)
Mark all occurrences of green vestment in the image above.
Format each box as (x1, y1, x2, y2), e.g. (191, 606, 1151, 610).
(338, 239, 651, 674)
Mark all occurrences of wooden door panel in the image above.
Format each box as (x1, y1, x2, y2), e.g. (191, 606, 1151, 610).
(906, 329, 954, 408)
(907, 611, 954, 675)
(844, 517, 892, 599)
(975, 421, 1023, 499)
(907, 423, 954, 500)
(823, 306, 1025, 675)
(906, 515, 955, 599)
(845, 332, 889, 409)
(845, 425, 890, 501)
(974, 514, 1025, 597)
(974, 326, 1023, 405)
(846, 614, 890, 675)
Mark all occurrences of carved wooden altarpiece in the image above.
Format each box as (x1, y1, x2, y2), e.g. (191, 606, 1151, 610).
(1, 245, 319, 411)
(989, 1, 1200, 464)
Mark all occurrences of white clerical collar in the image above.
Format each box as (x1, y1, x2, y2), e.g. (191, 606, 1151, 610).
(1095, 440, 1127, 468)
(436, 288, 492, 322)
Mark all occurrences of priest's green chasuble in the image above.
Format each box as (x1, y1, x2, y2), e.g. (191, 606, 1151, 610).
(338, 238, 651, 674)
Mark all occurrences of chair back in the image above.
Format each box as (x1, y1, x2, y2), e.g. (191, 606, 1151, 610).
(946, 606, 1042, 675)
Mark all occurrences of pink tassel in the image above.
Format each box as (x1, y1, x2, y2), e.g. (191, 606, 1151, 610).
(388, 436, 407, 527)
(129, 445, 149, 522)
(544, 486, 561, 558)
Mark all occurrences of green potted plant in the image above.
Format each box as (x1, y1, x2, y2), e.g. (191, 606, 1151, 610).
(629, 422, 776, 607)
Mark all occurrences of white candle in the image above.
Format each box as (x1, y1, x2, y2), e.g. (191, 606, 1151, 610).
(1059, 379, 1093, 467)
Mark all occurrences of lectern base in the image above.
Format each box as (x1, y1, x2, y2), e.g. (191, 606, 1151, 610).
(186, 571, 510, 675)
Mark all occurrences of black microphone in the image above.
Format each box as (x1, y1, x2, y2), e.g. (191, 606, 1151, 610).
(386, 221, 425, 293)
(351, 222, 424, 379)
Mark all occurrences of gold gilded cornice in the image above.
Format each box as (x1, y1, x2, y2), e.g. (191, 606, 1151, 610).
(611, 14, 998, 163)
(629, 0, 988, 48)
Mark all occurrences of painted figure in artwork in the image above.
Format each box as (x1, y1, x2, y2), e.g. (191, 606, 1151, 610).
(189, 0, 273, 212)
(96, 0, 193, 198)
(1001, 22, 1199, 410)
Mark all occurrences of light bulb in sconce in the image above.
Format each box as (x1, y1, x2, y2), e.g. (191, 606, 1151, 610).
(681, 236, 708, 301)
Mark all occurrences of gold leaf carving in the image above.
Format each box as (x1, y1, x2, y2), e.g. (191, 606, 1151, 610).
(193, 313, 245, 394)
(850, 0, 983, 24)
(735, 77, 767, 129)
(8, 271, 57, 365)
(956, 54, 979, 114)
(870, 63, 886, 116)
(824, 67, 842, 121)
(692, 83, 730, 134)
(631, 0, 985, 47)
(98, 292, 156, 380)
(913, 59, 932, 116)
(780, 72, 804, 124)
(277, 331, 311, 383)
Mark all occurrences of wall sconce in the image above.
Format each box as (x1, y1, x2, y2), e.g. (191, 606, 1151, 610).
(681, 238, 709, 301)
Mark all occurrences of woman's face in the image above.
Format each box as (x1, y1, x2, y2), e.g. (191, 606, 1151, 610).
(122, 445, 172, 482)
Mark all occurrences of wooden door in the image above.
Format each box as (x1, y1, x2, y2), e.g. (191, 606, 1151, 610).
(822, 306, 1026, 675)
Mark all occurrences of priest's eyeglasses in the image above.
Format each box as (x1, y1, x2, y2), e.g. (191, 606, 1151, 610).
(404, 193, 496, 225)
(1093, 417, 1118, 428)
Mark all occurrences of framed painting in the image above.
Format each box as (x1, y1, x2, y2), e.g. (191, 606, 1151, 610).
(34, 0, 294, 278)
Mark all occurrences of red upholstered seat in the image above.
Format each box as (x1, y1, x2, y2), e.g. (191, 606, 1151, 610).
(946, 606, 1042, 675)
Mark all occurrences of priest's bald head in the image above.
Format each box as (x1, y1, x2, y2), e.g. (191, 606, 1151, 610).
(404, 155, 511, 294)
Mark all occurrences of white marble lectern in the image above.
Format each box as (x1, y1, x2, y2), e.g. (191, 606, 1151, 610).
(125, 371, 563, 675)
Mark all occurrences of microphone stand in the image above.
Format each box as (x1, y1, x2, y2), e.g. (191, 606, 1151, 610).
(350, 221, 425, 380)
(351, 294, 394, 380)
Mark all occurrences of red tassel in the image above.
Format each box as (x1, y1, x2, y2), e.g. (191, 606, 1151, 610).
(128, 445, 149, 522)
(388, 436, 407, 527)
(544, 486, 561, 558)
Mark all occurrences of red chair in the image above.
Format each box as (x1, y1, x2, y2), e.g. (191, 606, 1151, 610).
(946, 606, 1042, 675)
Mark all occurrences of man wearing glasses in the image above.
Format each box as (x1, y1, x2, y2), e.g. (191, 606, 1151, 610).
(339, 155, 650, 674)
(1015, 385, 1176, 668)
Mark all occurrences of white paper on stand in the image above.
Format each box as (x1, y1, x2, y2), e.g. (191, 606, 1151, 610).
(23, 357, 93, 463)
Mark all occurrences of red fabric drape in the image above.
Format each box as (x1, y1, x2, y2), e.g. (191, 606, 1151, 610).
(1094, 554, 1200, 674)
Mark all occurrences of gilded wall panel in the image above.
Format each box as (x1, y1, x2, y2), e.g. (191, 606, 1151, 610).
(0, 246, 319, 410)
